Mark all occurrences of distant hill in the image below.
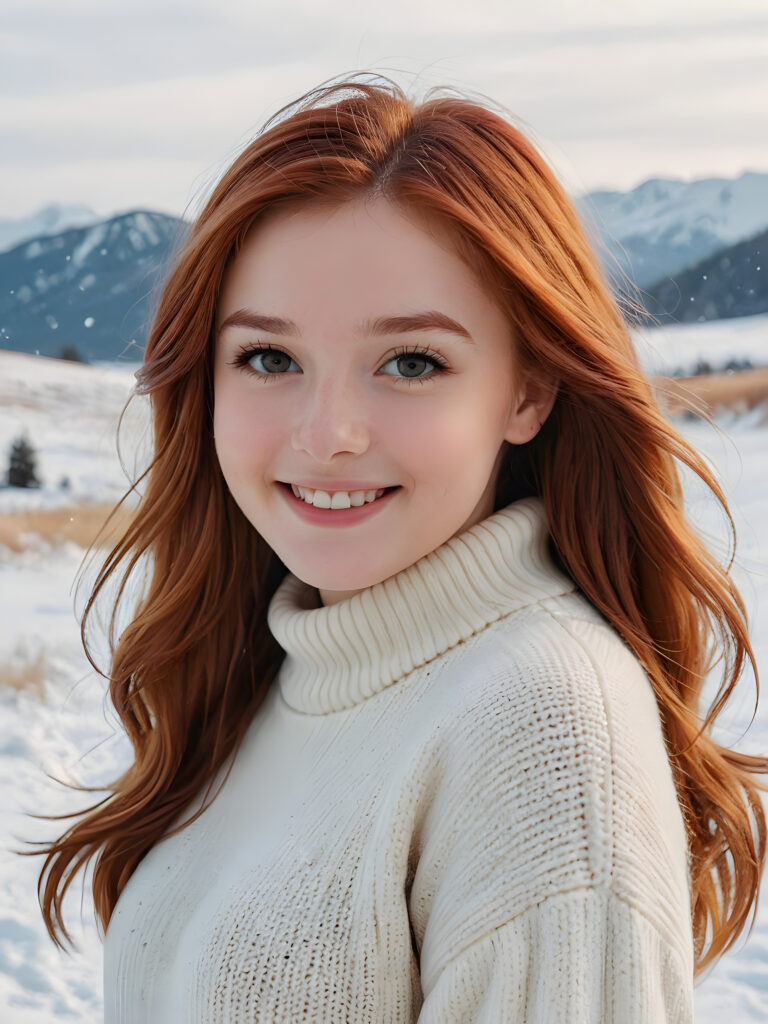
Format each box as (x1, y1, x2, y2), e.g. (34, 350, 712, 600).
(637, 227, 766, 325)
(0, 211, 188, 361)
(0, 202, 102, 253)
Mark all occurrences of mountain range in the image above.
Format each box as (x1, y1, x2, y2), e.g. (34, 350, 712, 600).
(0, 211, 187, 361)
(0, 203, 102, 254)
(1, 171, 767, 362)
(575, 171, 768, 290)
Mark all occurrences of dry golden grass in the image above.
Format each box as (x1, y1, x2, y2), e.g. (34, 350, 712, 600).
(654, 366, 768, 419)
(0, 502, 134, 555)
(0, 649, 46, 695)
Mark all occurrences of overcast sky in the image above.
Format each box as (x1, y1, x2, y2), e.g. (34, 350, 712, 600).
(3, 0, 768, 220)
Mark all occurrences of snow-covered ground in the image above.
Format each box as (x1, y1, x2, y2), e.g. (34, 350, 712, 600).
(1, 317, 767, 1021)
(632, 311, 768, 378)
(0, 350, 150, 515)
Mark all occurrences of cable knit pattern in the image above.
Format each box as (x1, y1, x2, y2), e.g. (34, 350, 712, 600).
(103, 496, 695, 1022)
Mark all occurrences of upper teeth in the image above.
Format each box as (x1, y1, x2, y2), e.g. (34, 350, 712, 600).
(291, 485, 386, 509)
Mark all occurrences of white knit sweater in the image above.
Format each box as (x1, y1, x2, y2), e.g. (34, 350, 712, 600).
(103, 496, 695, 1022)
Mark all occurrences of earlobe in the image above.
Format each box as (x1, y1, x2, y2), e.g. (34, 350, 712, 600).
(504, 376, 558, 444)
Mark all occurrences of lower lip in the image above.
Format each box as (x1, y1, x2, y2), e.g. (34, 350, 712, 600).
(277, 482, 401, 527)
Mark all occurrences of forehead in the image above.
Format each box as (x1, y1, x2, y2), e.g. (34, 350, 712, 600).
(216, 197, 506, 332)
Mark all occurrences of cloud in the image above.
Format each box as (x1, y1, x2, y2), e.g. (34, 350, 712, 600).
(2, 0, 768, 216)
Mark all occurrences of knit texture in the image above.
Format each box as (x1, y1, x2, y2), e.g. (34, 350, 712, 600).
(103, 496, 695, 1022)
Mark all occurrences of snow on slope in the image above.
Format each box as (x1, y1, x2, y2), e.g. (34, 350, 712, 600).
(0, 334, 767, 1021)
(582, 172, 768, 253)
(0, 351, 150, 514)
(631, 311, 768, 376)
(576, 171, 768, 290)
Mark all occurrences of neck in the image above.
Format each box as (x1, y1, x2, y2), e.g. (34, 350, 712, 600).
(267, 497, 577, 715)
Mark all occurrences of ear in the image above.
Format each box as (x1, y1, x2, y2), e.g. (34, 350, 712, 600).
(503, 372, 558, 444)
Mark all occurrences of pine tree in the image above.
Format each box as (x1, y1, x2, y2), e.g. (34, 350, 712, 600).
(58, 345, 87, 363)
(7, 434, 41, 489)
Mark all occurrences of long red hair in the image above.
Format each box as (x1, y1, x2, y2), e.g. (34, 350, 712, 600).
(31, 72, 767, 976)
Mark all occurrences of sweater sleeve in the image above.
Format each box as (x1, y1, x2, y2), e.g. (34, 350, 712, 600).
(408, 616, 695, 1023)
(416, 885, 694, 1023)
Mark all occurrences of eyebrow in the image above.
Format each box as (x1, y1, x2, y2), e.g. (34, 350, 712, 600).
(216, 308, 475, 344)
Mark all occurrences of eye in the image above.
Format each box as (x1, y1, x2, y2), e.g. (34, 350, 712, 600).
(231, 344, 299, 380)
(379, 345, 450, 386)
(229, 342, 450, 386)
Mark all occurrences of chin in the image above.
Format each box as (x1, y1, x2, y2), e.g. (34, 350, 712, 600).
(293, 563, 397, 595)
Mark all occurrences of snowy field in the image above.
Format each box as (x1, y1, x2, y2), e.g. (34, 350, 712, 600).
(1, 315, 767, 1021)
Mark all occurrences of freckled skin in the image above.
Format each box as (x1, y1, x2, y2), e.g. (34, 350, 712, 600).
(212, 197, 555, 606)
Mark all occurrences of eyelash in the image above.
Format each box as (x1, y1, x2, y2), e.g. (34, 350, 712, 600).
(230, 343, 451, 386)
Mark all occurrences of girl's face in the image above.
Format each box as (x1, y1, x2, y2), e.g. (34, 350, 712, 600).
(213, 196, 553, 606)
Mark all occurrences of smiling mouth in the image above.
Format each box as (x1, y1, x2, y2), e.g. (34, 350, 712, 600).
(278, 482, 400, 504)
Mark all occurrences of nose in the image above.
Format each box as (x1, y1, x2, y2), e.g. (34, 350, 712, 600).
(291, 374, 370, 462)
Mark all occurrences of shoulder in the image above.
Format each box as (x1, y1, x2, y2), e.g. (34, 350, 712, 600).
(432, 589, 647, 768)
(409, 593, 694, 985)
(422, 590, 690, 902)
(436, 588, 664, 767)
(426, 598, 616, 872)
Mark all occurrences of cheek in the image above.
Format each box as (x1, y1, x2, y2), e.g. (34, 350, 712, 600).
(385, 389, 506, 498)
(386, 401, 476, 477)
(212, 384, 276, 476)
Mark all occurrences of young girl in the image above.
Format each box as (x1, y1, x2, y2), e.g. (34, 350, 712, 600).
(37, 73, 767, 1021)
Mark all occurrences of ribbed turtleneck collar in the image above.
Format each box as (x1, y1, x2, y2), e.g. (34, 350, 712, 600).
(266, 496, 576, 715)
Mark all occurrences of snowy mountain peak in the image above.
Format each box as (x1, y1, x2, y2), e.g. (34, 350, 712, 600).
(576, 170, 768, 288)
(580, 170, 768, 247)
(0, 209, 189, 361)
(0, 202, 102, 255)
